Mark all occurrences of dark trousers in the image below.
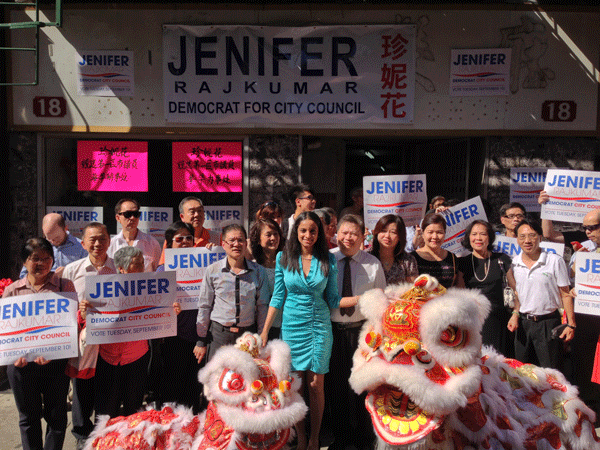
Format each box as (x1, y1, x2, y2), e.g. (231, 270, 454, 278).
(7, 359, 70, 450)
(515, 313, 563, 371)
(571, 313, 600, 412)
(94, 351, 150, 418)
(159, 336, 202, 413)
(207, 321, 257, 362)
(71, 376, 95, 440)
(327, 321, 374, 450)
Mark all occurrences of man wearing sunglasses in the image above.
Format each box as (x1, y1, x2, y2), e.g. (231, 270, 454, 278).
(107, 198, 162, 271)
(284, 184, 317, 239)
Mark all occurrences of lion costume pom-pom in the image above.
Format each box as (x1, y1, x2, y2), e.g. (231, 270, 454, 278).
(350, 275, 600, 450)
(85, 333, 307, 450)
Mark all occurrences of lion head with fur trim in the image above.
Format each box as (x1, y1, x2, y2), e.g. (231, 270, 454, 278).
(350, 275, 600, 450)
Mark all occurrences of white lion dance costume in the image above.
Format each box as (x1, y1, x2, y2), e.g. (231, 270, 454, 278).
(85, 333, 307, 450)
(350, 275, 600, 450)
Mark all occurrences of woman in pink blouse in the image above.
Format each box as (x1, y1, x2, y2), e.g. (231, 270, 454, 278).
(3, 237, 76, 450)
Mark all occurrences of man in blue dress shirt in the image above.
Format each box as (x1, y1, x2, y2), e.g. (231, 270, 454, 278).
(20, 213, 88, 278)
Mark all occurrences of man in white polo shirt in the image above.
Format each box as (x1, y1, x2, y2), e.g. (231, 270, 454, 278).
(512, 219, 574, 372)
(328, 214, 386, 450)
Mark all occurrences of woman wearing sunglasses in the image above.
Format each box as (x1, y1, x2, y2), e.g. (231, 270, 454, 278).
(154, 221, 202, 411)
(256, 201, 284, 227)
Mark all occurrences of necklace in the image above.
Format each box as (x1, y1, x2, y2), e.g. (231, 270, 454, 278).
(472, 254, 490, 282)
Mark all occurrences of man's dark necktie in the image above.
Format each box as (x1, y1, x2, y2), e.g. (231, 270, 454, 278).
(340, 256, 355, 317)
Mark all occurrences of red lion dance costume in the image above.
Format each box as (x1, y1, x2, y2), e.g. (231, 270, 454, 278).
(350, 275, 600, 450)
(86, 333, 307, 450)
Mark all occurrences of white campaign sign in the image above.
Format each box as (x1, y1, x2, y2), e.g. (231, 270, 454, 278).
(363, 174, 427, 230)
(85, 272, 177, 344)
(509, 167, 548, 213)
(493, 235, 564, 258)
(541, 169, 600, 224)
(164, 246, 227, 310)
(163, 25, 416, 125)
(574, 252, 600, 316)
(440, 197, 488, 256)
(0, 292, 78, 365)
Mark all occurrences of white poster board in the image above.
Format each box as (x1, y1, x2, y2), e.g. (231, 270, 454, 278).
(363, 174, 427, 230)
(510, 168, 548, 213)
(46, 206, 104, 239)
(164, 246, 227, 310)
(85, 272, 177, 344)
(440, 197, 488, 256)
(77, 50, 135, 97)
(493, 235, 564, 258)
(541, 169, 600, 223)
(0, 292, 78, 365)
(450, 48, 511, 96)
(574, 252, 600, 316)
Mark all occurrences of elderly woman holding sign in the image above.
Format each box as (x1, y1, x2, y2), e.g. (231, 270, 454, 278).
(2, 237, 76, 450)
(80, 246, 176, 419)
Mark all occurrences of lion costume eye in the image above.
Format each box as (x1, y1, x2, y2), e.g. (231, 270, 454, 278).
(440, 326, 467, 348)
(219, 369, 246, 393)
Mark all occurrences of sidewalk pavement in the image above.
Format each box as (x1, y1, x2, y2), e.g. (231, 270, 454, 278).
(0, 386, 78, 450)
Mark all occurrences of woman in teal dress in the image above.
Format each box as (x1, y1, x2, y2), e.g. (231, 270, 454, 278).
(261, 211, 358, 450)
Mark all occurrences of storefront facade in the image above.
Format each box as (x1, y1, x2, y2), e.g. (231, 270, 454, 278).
(3, 3, 599, 278)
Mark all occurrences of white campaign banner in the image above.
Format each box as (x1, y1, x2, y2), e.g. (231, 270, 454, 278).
(440, 197, 488, 256)
(574, 252, 600, 316)
(163, 25, 415, 125)
(493, 235, 564, 258)
(46, 206, 104, 239)
(541, 169, 600, 223)
(510, 168, 548, 213)
(363, 174, 427, 230)
(164, 246, 227, 310)
(85, 272, 177, 344)
(0, 292, 78, 365)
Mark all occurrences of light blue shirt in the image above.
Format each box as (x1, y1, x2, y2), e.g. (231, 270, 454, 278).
(20, 232, 88, 278)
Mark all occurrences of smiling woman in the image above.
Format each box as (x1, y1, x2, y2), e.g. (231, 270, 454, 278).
(411, 213, 463, 288)
(2, 237, 76, 450)
(458, 220, 517, 357)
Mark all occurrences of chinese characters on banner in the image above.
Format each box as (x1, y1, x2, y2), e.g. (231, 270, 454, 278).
(78, 141, 148, 191)
(163, 25, 415, 125)
(380, 33, 411, 119)
(172, 142, 242, 192)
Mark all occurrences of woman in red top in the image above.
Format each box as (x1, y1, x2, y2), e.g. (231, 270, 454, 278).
(80, 246, 153, 418)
